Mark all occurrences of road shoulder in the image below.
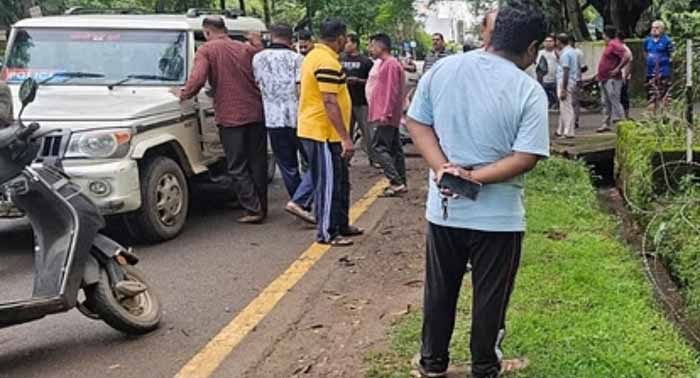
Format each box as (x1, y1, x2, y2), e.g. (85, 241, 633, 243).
(213, 160, 427, 378)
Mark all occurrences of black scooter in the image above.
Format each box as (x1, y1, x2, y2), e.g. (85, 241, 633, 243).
(0, 78, 161, 335)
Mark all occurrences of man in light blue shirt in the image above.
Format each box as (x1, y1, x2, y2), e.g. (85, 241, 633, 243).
(406, 1, 549, 377)
(555, 33, 579, 138)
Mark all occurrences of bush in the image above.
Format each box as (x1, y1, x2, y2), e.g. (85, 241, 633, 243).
(615, 119, 693, 213)
(616, 117, 700, 317)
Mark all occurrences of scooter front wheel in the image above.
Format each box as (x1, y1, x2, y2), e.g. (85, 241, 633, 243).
(86, 265, 162, 335)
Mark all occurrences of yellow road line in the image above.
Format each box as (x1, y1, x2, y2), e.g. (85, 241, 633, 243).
(174, 178, 389, 378)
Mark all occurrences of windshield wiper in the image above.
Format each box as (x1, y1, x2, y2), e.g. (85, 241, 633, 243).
(108, 74, 179, 89)
(40, 71, 105, 84)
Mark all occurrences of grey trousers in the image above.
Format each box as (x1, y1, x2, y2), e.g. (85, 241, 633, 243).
(371, 125, 406, 186)
(350, 105, 373, 160)
(600, 79, 624, 128)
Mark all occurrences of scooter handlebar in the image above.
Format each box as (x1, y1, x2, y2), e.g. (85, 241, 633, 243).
(16, 123, 40, 142)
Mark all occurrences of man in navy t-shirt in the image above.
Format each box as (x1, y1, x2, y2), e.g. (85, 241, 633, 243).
(643, 20, 675, 113)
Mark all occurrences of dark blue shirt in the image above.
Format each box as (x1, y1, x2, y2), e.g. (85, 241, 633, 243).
(644, 34, 674, 78)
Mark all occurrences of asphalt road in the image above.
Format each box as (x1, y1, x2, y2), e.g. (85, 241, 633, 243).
(0, 163, 384, 378)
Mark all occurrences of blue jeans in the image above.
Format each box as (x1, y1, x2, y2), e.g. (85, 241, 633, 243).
(542, 82, 557, 109)
(267, 127, 313, 209)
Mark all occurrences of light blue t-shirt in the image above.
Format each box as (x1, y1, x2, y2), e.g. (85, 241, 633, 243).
(556, 46, 579, 84)
(407, 51, 550, 232)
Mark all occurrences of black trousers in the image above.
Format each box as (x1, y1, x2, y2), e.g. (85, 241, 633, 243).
(219, 122, 268, 216)
(300, 138, 350, 243)
(421, 223, 523, 377)
(621, 80, 630, 113)
(371, 125, 406, 186)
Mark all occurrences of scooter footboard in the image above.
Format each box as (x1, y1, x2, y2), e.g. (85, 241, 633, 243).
(10, 168, 104, 306)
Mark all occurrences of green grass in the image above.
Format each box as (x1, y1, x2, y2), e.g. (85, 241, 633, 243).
(365, 158, 700, 378)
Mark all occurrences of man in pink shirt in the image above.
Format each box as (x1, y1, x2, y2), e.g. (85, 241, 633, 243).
(368, 33, 407, 196)
(596, 26, 630, 133)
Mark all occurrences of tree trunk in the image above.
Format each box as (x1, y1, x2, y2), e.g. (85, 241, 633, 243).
(565, 0, 591, 41)
(587, 0, 651, 37)
(155, 0, 167, 13)
(239, 0, 246, 15)
(20, 0, 34, 17)
(262, 0, 271, 25)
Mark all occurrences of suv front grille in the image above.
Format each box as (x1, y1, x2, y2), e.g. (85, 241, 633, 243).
(0, 193, 23, 218)
(39, 135, 64, 158)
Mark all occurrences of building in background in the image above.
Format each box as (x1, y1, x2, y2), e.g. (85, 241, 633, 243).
(415, 0, 478, 44)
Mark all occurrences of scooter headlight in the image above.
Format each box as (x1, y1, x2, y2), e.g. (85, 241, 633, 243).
(65, 129, 132, 159)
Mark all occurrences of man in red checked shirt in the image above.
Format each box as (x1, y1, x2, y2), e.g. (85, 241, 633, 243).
(368, 33, 407, 197)
(173, 16, 267, 224)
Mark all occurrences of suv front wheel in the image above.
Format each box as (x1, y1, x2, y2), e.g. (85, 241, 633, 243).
(126, 156, 189, 243)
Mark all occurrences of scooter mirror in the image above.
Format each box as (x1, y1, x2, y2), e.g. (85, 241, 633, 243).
(19, 78, 38, 108)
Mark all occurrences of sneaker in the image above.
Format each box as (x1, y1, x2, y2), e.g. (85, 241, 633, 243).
(411, 353, 448, 378)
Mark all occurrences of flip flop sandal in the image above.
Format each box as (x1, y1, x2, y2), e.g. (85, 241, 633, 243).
(459, 357, 529, 376)
(380, 186, 407, 197)
(320, 237, 354, 247)
(500, 357, 530, 374)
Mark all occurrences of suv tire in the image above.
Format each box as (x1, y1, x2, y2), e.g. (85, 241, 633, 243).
(126, 156, 189, 243)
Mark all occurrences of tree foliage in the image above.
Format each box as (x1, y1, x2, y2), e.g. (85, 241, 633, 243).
(1, 0, 429, 56)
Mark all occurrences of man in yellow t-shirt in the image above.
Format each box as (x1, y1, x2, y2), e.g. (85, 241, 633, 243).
(297, 18, 363, 246)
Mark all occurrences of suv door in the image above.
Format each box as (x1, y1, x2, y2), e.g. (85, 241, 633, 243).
(193, 34, 223, 161)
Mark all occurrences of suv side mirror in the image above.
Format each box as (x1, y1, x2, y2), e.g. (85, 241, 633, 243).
(19, 78, 38, 108)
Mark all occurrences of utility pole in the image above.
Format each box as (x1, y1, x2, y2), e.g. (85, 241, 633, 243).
(687, 39, 695, 163)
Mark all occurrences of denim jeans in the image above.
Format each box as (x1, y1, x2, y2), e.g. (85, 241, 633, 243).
(267, 127, 313, 209)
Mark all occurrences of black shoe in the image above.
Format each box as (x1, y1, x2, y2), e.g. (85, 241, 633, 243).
(411, 354, 448, 378)
(340, 225, 364, 237)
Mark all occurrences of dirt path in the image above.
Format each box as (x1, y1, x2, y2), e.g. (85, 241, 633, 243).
(241, 161, 428, 378)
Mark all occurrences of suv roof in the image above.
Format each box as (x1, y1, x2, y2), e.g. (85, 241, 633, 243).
(13, 14, 266, 33)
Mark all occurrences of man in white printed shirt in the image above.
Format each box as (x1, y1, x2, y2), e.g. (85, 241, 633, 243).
(253, 24, 314, 223)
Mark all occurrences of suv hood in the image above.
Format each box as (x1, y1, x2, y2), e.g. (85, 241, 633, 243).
(11, 85, 183, 123)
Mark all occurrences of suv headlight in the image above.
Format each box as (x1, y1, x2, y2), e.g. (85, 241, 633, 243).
(65, 129, 132, 159)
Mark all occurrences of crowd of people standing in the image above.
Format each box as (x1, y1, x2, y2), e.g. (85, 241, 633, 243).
(0, 7, 681, 377)
(175, 16, 414, 247)
(534, 20, 674, 139)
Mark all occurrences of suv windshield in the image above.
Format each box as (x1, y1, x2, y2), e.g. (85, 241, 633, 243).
(2, 28, 187, 85)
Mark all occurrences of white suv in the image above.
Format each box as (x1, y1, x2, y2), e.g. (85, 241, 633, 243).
(1, 10, 269, 242)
